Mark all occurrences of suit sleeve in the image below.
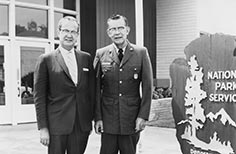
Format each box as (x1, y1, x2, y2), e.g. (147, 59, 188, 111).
(34, 55, 48, 130)
(88, 55, 96, 121)
(93, 52, 102, 121)
(139, 48, 153, 120)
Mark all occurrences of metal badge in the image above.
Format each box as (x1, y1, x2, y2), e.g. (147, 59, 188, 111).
(134, 73, 138, 79)
(133, 68, 138, 79)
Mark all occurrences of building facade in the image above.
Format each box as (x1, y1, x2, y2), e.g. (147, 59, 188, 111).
(156, 0, 236, 87)
(0, 0, 156, 125)
(0, 0, 82, 125)
(156, 0, 198, 87)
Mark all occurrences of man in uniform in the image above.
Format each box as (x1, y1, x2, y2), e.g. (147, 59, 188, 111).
(93, 14, 153, 154)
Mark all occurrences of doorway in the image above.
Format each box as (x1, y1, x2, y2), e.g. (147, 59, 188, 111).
(0, 40, 11, 124)
(15, 41, 49, 124)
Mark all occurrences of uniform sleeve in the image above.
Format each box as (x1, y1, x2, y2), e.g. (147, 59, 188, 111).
(34, 54, 49, 130)
(93, 52, 103, 121)
(139, 48, 153, 120)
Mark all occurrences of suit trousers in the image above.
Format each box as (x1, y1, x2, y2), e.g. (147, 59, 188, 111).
(48, 113, 90, 154)
(100, 132, 140, 154)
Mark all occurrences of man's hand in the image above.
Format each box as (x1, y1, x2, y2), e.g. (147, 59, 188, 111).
(40, 128, 50, 146)
(94, 120, 104, 134)
(135, 117, 146, 132)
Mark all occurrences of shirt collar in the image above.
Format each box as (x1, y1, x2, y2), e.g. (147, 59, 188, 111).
(113, 43, 127, 54)
(59, 46, 74, 55)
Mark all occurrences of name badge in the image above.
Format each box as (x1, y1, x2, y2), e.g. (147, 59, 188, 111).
(83, 68, 89, 71)
(102, 62, 111, 66)
(101, 62, 112, 72)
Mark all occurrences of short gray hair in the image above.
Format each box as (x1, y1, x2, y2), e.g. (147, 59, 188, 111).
(58, 16, 80, 32)
(107, 14, 129, 28)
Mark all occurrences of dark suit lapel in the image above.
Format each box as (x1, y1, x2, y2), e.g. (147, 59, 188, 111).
(55, 49, 71, 79)
(75, 50, 81, 85)
(120, 43, 134, 67)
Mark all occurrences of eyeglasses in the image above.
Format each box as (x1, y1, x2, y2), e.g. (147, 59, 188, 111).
(108, 26, 126, 33)
(60, 29, 78, 35)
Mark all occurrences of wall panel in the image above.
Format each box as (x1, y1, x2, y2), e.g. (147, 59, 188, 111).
(96, 0, 136, 48)
(156, 0, 198, 79)
(144, 0, 156, 78)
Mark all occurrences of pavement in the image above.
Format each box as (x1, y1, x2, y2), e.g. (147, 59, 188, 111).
(0, 123, 182, 154)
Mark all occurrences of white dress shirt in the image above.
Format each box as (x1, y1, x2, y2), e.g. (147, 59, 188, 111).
(59, 46, 78, 84)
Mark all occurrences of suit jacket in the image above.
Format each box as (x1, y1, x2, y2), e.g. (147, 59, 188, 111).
(34, 48, 95, 135)
(93, 41, 153, 135)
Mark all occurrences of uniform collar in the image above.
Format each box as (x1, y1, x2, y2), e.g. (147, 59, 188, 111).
(112, 43, 127, 54)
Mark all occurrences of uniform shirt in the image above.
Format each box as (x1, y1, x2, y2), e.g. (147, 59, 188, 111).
(94, 42, 153, 134)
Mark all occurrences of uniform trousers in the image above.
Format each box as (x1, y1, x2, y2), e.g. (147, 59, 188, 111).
(48, 113, 90, 154)
(100, 132, 140, 154)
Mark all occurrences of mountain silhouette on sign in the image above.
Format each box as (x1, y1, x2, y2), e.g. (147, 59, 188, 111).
(206, 108, 236, 128)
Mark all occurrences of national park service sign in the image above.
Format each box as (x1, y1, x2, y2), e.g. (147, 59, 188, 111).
(170, 34, 236, 154)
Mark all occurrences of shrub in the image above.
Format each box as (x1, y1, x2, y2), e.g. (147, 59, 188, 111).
(152, 87, 172, 99)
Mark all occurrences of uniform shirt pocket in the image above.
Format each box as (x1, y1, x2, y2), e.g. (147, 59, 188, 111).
(128, 65, 141, 80)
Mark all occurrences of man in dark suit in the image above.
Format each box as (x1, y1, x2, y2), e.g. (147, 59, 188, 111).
(34, 16, 95, 154)
(93, 14, 153, 154)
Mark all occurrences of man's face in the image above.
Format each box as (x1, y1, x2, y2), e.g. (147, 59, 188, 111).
(107, 18, 130, 46)
(58, 20, 79, 51)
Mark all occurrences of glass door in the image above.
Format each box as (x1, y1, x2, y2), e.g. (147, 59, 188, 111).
(0, 40, 11, 124)
(15, 41, 49, 123)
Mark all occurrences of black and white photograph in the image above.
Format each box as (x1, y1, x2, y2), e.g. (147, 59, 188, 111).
(0, 0, 236, 154)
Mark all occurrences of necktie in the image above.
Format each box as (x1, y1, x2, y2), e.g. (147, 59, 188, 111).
(118, 49, 123, 62)
(67, 51, 77, 84)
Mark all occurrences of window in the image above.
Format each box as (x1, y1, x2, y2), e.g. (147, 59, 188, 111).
(16, 0, 48, 5)
(20, 46, 44, 104)
(15, 6, 48, 38)
(55, 0, 75, 10)
(0, 5, 9, 36)
(0, 46, 5, 106)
